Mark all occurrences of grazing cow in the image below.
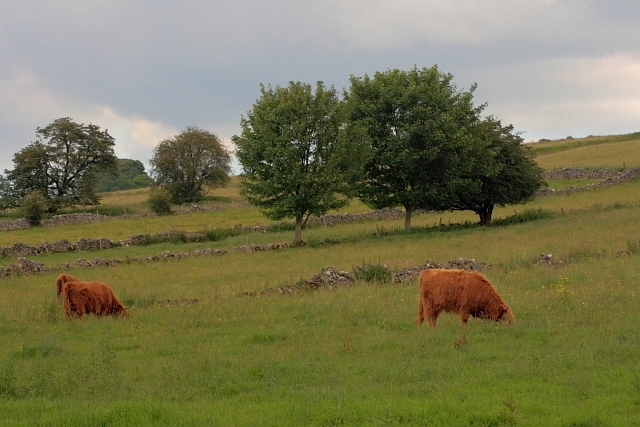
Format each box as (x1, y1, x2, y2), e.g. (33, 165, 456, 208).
(61, 281, 128, 318)
(55, 274, 78, 297)
(417, 269, 513, 329)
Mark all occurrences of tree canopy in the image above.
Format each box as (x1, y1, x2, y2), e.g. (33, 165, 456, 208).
(149, 127, 231, 204)
(346, 66, 492, 229)
(4, 117, 117, 212)
(446, 117, 546, 225)
(95, 159, 154, 193)
(233, 81, 364, 242)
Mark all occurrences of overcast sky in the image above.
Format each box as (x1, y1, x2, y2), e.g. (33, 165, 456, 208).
(1, 1, 639, 174)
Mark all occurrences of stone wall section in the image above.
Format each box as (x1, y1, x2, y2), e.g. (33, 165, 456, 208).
(538, 167, 640, 196)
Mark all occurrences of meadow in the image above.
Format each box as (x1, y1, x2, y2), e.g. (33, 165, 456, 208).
(0, 135, 639, 426)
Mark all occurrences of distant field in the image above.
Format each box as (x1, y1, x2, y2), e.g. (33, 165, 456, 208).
(1, 136, 640, 426)
(532, 133, 640, 170)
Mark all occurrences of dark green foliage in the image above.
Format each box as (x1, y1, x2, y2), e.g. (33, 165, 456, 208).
(20, 190, 48, 227)
(626, 240, 640, 254)
(490, 208, 556, 226)
(233, 81, 366, 243)
(204, 228, 244, 242)
(346, 66, 491, 230)
(95, 159, 154, 193)
(171, 232, 187, 244)
(0, 175, 17, 211)
(147, 189, 173, 215)
(4, 117, 117, 212)
(353, 261, 391, 283)
(447, 117, 546, 225)
(150, 127, 231, 204)
(266, 221, 321, 233)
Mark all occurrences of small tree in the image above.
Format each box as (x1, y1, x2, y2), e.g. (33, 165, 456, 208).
(147, 189, 173, 215)
(21, 190, 48, 227)
(4, 118, 117, 212)
(233, 81, 364, 243)
(346, 66, 492, 229)
(448, 117, 546, 225)
(150, 127, 231, 204)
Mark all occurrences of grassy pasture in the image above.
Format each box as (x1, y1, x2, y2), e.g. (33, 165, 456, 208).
(533, 134, 640, 170)
(1, 136, 640, 425)
(529, 132, 640, 157)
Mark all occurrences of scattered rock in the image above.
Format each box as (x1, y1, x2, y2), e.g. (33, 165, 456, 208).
(233, 224, 268, 233)
(304, 266, 355, 289)
(0, 257, 50, 276)
(443, 258, 487, 271)
(391, 261, 441, 283)
(536, 253, 564, 266)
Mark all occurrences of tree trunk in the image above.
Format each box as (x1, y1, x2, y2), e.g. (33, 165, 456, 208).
(404, 206, 413, 230)
(295, 215, 303, 243)
(478, 205, 494, 226)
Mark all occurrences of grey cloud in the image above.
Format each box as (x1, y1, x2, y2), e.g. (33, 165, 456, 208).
(0, 1, 639, 171)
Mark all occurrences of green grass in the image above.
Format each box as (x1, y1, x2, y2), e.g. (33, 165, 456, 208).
(534, 135, 640, 170)
(530, 132, 640, 157)
(0, 255, 638, 426)
(1, 140, 640, 425)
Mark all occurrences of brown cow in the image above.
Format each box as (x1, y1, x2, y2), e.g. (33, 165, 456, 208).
(55, 274, 78, 297)
(417, 269, 513, 329)
(61, 281, 128, 318)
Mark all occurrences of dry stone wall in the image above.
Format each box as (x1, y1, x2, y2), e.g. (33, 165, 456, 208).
(0, 204, 222, 232)
(0, 258, 50, 277)
(538, 167, 640, 196)
(310, 208, 427, 226)
(0, 218, 30, 232)
(0, 230, 192, 258)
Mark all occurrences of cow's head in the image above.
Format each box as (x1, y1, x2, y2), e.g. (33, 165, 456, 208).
(499, 305, 514, 323)
(56, 274, 78, 297)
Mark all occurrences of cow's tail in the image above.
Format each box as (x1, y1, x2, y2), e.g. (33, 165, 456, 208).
(417, 287, 425, 326)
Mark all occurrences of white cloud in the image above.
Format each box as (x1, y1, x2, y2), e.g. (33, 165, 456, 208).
(90, 107, 178, 165)
(475, 53, 640, 140)
(0, 66, 178, 170)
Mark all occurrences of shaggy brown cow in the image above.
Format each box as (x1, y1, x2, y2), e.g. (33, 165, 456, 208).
(55, 274, 78, 297)
(61, 281, 128, 318)
(417, 269, 513, 329)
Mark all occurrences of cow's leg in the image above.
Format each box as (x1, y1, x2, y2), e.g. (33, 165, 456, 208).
(459, 309, 470, 329)
(427, 309, 439, 329)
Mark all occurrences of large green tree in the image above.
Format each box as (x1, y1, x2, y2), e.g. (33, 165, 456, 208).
(233, 81, 364, 243)
(4, 117, 117, 212)
(346, 66, 492, 229)
(446, 117, 546, 225)
(149, 127, 231, 204)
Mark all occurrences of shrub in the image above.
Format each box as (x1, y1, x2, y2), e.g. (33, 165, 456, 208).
(205, 228, 244, 242)
(147, 189, 173, 215)
(353, 261, 391, 283)
(20, 191, 48, 227)
(627, 240, 640, 254)
(491, 208, 555, 226)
